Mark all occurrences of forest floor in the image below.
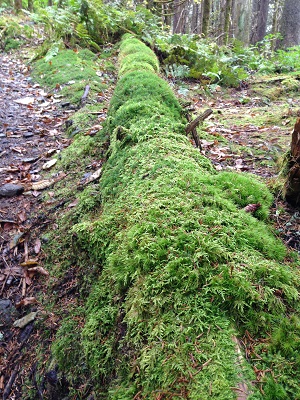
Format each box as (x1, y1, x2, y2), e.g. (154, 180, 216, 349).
(1, 46, 300, 399)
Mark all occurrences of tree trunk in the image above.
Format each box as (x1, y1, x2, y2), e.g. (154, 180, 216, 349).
(284, 118, 300, 206)
(27, 0, 33, 11)
(202, 0, 211, 36)
(279, 0, 300, 47)
(217, 0, 226, 44)
(173, 0, 187, 33)
(250, 0, 270, 44)
(191, 1, 202, 34)
(224, 0, 233, 44)
(47, 0, 53, 6)
(271, 0, 284, 49)
(14, 0, 22, 13)
(232, 0, 252, 44)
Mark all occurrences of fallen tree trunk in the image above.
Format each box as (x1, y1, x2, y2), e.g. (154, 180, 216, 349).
(284, 118, 300, 205)
(55, 36, 300, 399)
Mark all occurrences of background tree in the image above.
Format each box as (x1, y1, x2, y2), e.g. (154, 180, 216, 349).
(14, 0, 22, 12)
(250, 0, 270, 44)
(280, 0, 300, 47)
(191, 0, 202, 34)
(202, 0, 211, 36)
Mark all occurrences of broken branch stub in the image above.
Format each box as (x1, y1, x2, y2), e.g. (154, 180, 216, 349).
(284, 118, 300, 206)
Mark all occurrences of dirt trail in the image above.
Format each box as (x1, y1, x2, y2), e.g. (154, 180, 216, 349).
(0, 53, 72, 399)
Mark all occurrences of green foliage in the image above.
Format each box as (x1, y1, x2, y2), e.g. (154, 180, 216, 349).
(31, 6, 79, 42)
(46, 36, 300, 399)
(31, 48, 106, 104)
(155, 34, 250, 87)
(81, 1, 162, 45)
(154, 33, 300, 86)
(0, 15, 33, 51)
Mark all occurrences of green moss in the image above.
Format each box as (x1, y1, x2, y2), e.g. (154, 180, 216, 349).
(252, 86, 283, 100)
(281, 78, 300, 91)
(49, 36, 300, 398)
(32, 49, 106, 105)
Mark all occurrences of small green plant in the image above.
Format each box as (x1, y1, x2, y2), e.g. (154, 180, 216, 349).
(0, 15, 33, 51)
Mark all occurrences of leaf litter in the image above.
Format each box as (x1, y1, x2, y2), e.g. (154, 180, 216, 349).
(0, 52, 76, 398)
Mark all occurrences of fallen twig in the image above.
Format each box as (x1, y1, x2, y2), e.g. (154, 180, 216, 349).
(80, 84, 90, 108)
(186, 109, 213, 150)
(2, 367, 19, 400)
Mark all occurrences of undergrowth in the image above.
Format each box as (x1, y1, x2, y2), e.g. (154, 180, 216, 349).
(43, 34, 300, 399)
(31, 48, 108, 105)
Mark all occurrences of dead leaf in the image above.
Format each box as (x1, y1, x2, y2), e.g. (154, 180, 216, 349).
(31, 179, 55, 191)
(81, 168, 102, 185)
(42, 158, 57, 170)
(10, 232, 25, 249)
(13, 311, 38, 328)
(34, 238, 42, 254)
(16, 297, 38, 308)
(28, 266, 49, 276)
(20, 259, 39, 267)
(17, 209, 27, 223)
(68, 198, 79, 208)
(244, 203, 261, 213)
(13, 97, 35, 105)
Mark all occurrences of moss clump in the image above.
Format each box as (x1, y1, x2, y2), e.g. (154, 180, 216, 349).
(51, 37, 300, 398)
(281, 78, 300, 92)
(32, 49, 106, 105)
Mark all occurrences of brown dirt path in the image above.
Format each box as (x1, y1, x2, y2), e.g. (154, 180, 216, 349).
(0, 52, 72, 399)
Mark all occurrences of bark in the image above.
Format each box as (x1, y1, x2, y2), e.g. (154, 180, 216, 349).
(202, 0, 211, 36)
(224, 0, 233, 44)
(284, 118, 300, 206)
(191, 1, 202, 34)
(27, 0, 33, 11)
(14, 0, 22, 13)
(271, 0, 284, 49)
(232, 0, 252, 44)
(250, 0, 270, 44)
(279, 0, 300, 47)
(172, 0, 188, 33)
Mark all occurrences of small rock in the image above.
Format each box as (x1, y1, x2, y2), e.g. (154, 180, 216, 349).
(0, 183, 24, 197)
(23, 156, 39, 163)
(23, 132, 34, 138)
(13, 311, 38, 328)
(0, 299, 17, 328)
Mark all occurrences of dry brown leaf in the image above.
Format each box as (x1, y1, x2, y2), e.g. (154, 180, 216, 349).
(42, 158, 57, 170)
(31, 179, 55, 191)
(28, 266, 49, 276)
(244, 203, 261, 213)
(83, 168, 102, 185)
(16, 297, 38, 308)
(17, 209, 27, 223)
(13, 97, 35, 105)
(20, 259, 39, 267)
(34, 238, 42, 254)
(68, 198, 79, 208)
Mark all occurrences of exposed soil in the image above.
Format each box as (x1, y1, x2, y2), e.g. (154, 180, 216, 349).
(0, 50, 299, 399)
(0, 52, 73, 399)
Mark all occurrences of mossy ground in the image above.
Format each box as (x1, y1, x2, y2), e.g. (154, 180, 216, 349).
(31, 48, 112, 106)
(31, 36, 300, 400)
(173, 72, 300, 179)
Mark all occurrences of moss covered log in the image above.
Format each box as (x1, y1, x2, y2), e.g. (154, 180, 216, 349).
(54, 36, 300, 399)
